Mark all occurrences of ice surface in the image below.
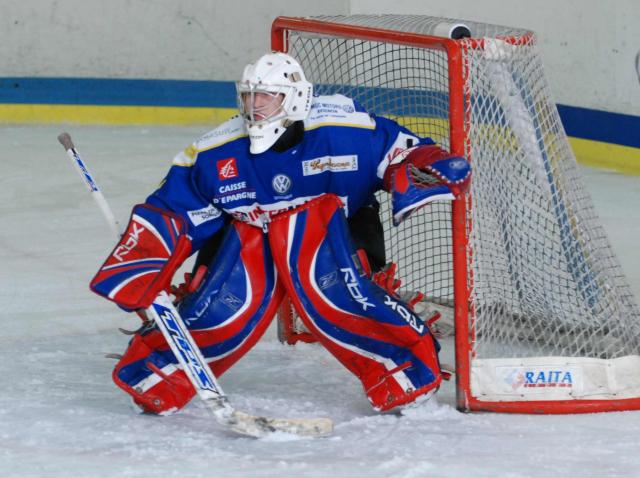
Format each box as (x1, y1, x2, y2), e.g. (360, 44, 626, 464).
(1, 125, 639, 477)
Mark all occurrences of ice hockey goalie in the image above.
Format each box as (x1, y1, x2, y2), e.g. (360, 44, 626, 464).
(90, 51, 470, 415)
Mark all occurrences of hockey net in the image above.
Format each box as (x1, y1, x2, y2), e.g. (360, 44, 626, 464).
(272, 14, 640, 413)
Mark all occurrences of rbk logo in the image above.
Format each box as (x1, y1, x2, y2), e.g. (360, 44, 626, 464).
(340, 267, 375, 311)
(217, 157, 238, 180)
(113, 222, 145, 261)
(384, 295, 425, 334)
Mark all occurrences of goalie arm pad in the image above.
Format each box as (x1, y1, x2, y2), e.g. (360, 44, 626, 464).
(383, 145, 471, 226)
(90, 204, 192, 310)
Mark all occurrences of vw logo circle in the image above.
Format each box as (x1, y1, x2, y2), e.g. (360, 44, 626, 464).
(272, 174, 292, 194)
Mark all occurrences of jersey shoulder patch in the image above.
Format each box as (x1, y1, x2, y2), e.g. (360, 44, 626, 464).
(172, 115, 247, 167)
(305, 94, 375, 131)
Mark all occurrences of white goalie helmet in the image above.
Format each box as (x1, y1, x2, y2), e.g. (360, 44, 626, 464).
(237, 52, 313, 154)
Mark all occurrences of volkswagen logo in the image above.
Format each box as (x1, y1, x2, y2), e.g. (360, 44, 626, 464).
(272, 174, 292, 194)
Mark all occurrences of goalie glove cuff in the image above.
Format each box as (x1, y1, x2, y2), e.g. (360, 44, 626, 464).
(90, 204, 192, 310)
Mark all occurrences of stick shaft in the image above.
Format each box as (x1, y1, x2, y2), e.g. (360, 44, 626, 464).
(58, 133, 121, 238)
(146, 291, 230, 405)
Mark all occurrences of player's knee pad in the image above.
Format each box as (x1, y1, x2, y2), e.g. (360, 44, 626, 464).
(113, 222, 285, 414)
(269, 194, 442, 411)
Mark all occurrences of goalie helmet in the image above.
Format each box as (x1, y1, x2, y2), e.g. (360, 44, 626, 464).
(237, 52, 313, 154)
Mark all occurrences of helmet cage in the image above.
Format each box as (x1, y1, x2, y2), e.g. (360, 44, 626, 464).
(236, 82, 291, 127)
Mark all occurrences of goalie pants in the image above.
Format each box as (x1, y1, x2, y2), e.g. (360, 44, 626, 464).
(113, 194, 442, 414)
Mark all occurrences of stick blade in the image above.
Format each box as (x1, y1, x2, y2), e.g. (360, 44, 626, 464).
(227, 411, 333, 438)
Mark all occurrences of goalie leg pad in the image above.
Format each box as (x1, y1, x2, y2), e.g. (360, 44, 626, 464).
(113, 222, 285, 414)
(269, 195, 442, 411)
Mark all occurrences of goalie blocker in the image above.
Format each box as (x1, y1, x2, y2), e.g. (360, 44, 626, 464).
(90, 204, 192, 310)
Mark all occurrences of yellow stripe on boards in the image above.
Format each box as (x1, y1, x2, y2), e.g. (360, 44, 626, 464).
(568, 137, 640, 176)
(0, 104, 237, 126)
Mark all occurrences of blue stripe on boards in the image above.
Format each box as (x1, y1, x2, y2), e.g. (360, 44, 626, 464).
(0, 77, 237, 108)
(557, 104, 640, 149)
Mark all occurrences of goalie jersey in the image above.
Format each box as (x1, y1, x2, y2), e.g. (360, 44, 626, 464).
(146, 94, 434, 251)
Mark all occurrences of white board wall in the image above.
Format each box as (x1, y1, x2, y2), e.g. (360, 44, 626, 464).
(0, 0, 346, 81)
(2, 0, 638, 115)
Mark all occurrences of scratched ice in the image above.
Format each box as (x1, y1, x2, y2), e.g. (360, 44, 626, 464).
(1, 125, 639, 478)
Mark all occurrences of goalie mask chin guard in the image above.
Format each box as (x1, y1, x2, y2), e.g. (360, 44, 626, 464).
(237, 52, 313, 154)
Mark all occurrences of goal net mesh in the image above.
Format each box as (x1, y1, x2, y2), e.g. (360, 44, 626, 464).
(284, 14, 640, 362)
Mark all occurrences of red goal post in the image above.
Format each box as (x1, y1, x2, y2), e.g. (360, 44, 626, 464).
(270, 15, 640, 414)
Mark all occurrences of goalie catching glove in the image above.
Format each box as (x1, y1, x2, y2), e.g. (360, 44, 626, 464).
(90, 204, 192, 310)
(385, 145, 471, 226)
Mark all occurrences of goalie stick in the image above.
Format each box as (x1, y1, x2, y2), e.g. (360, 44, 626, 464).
(57, 132, 333, 438)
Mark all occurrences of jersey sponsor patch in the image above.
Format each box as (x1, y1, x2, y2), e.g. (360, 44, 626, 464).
(215, 181, 257, 204)
(214, 189, 257, 205)
(272, 174, 292, 194)
(195, 115, 246, 152)
(187, 204, 222, 226)
(198, 117, 243, 143)
(217, 157, 238, 180)
(302, 155, 358, 176)
(305, 94, 375, 130)
(219, 181, 248, 194)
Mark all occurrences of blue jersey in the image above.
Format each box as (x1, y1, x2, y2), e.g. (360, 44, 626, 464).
(146, 94, 433, 251)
